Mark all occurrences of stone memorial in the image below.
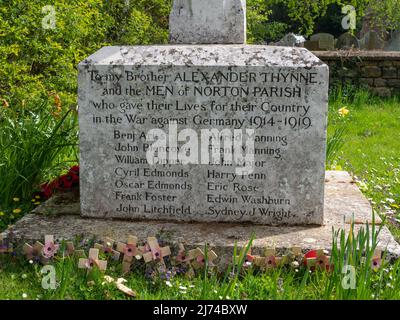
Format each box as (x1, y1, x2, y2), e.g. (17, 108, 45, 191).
(78, 0, 329, 226)
(169, 0, 246, 44)
(310, 33, 335, 51)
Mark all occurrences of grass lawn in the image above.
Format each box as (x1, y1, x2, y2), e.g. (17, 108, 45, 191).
(328, 89, 400, 240)
(1, 224, 400, 300)
(0, 88, 400, 300)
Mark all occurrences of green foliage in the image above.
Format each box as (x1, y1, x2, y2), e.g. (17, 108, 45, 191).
(0, 0, 280, 104)
(327, 86, 400, 240)
(105, 0, 171, 45)
(0, 0, 114, 107)
(246, 0, 272, 43)
(0, 0, 172, 226)
(268, 0, 370, 36)
(269, 0, 400, 37)
(327, 126, 346, 165)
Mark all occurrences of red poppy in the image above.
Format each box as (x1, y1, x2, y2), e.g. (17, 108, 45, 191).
(40, 180, 59, 199)
(86, 258, 99, 269)
(176, 249, 188, 263)
(39, 166, 80, 199)
(245, 254, 255, 263)
(124, 244, 137, 257)
(152, 248, 162, 260)
(42, 242, 59, 259)
(303, 250, 333, 272)
(69, 166, 79, 176)
(265, 255, 276, 268)
(371, 257, 381, 271)
(58, 174, 74, 189)
(196, 255, 206, 266)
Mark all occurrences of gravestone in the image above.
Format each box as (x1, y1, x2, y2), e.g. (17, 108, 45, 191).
(274, 33, 306, 47)
(304, 40, 321, 51)
(310, 33, 335, 51)
(78, 0, 329, 226)
(385, 31, 400, 51)
(336, 32, 360, 50)
(360, 31, 386, 51)
(169, 0, 246, 44)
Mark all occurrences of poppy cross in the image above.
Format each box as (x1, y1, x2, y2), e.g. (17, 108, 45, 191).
(142, 237, 171, 264)
(78, 248, 107, 271)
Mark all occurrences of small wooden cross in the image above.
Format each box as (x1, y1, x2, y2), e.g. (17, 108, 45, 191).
(276, 247, 303, 267)
(116, 235, 142, 273)
(234, 247, 256, 267)
(254, 248, 277, 269)
(42, 235, 59, 259)
(187, 247, 218, 269)
(371, 249, 382, 271)
(142, 237, 171, 264)
(175, 243, 189, 264)
(305, 249, 331, 270)
(94, 237, 121, 261)
(0, 235, 12, 254)
(23, 241, 44, 262)
(290, 247, 303, 258)
(65, 241, 86, 258)
(78, 248, 107, 271)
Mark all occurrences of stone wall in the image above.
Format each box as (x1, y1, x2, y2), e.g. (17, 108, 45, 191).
(314, 51, 400, 97)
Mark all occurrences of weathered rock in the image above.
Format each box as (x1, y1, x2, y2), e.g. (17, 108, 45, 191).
(361, 66, 382, 78)
(382, 67, 398, 78)
(169, 0, 246, 44)
(385, 31, 400, 51)
(371, 87, 392, 97)
(78, 45, 329, 225)
(387, 79, 400, 88)
(373, 78, 387, 87)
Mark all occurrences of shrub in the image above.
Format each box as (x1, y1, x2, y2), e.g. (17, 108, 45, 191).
(0, 0, 117, 107)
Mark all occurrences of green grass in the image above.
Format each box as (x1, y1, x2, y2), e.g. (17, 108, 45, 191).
(0, 97, 78, 229)
(328, 88, 400, 240)
(1, 220, 399, 300)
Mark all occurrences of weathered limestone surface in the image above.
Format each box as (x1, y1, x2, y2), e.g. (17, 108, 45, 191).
(169, 0, 246, 44)
(3, 172, 399, 261)
(78, 45, 329, 225)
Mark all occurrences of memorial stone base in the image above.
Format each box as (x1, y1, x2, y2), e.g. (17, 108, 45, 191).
(2, 172, 400, 267)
